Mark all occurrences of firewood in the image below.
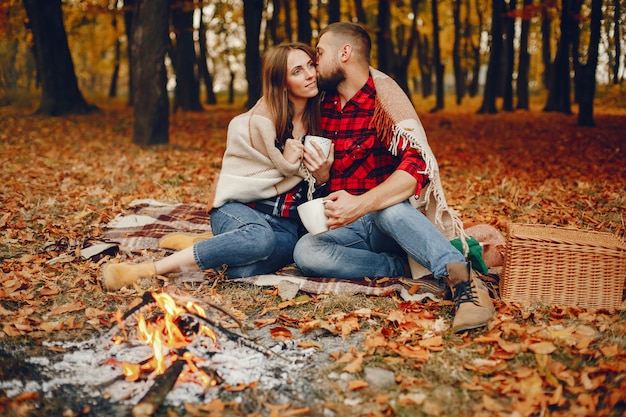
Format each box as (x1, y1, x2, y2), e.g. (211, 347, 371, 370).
(131, 359, 184, 417)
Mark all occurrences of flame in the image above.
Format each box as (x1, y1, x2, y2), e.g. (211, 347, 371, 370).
(115, 291, 218, 388)
(121, 362, 141, 382)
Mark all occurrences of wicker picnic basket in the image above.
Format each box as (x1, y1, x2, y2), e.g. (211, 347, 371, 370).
(501, 223, 626, 311)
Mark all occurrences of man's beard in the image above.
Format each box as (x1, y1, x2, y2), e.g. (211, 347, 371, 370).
(317, 66, 346, 92)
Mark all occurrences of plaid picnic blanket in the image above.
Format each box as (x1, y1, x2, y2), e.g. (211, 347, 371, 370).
(99, 199, 448, 301)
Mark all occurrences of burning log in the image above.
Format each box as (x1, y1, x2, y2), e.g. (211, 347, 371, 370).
(131, 358, 184, 417)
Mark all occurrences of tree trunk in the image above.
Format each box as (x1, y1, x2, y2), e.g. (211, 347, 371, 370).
(377, 0, 393, 75)
(431, 0, 445, 110)
(571, 0, 583, 104)
(108, 15, 121, 98)
(452, 0, 465, 105)
(244, 0, 263, 108)
(124, 0, 135, 105)
(544, 0, 575, 114)
(479, 0, 504, 114)
(516, 0, 532, 110)
(296, 0, 312, 44)
(22, 0, 93, 116)
(197, 13, 217, 105)
(577, 0, 602, 126)
(502, 0, 517, 111)
(171, 0, 203, 112)
(283, 0, 293, 42)
(540, 5, 552, 89)
(131, 0, 169, 146)
(416, 32, 433, 97)
(328, 0, 340, 23)
(268, 0, 281, 45)
(467, 0, 483, 97)
(353, 0, 367, 23)
(612, 0, 621, 83)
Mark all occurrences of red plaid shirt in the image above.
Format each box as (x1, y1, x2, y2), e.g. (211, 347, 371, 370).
(321, 76, 429, 196)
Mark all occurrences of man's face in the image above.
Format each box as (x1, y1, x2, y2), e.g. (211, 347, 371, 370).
(316, 33, 345, 92)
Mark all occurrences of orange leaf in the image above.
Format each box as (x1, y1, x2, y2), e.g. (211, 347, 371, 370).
(254, 318, 277, 329)
(343, 352, 364, 373)
(348, 380, 369, 390)
(529, 341, 557, 354)
(269, 326, 293, 340)
(49, 300, 85, 316)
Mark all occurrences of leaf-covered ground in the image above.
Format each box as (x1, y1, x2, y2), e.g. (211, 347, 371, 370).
(1, 93, 625, 417)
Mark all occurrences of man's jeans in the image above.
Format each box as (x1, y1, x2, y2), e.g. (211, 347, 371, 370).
(293, 200, 465, 281)
(194, 202, 300, 278)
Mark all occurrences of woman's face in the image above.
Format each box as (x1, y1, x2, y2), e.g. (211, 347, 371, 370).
(285, 49, 318, 101)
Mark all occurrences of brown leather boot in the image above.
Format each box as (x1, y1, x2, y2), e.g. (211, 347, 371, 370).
(102, 261, 156, 291)
(158, 232, 214, 250)
(446, 262, 495, 333)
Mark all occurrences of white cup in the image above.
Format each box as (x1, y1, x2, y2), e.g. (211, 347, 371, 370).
(297, 198, 330, 235)
(303, 135, 332, 158)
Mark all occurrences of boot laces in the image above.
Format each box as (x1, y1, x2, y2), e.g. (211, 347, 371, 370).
(453, 279, 478, 310)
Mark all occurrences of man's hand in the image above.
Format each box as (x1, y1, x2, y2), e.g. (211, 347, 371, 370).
(303, 142, 334, 185)
(324, 171, 419, 229)
(323, 190, 369, 229)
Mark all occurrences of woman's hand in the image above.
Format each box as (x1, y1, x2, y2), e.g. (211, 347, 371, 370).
(283, 138, 304, 163)
(303, 142, 334, 185)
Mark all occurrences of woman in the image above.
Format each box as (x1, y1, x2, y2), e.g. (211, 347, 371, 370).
(103, 42, 322, 290)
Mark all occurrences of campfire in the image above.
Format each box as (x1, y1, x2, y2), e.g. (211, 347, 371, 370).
(110, 292, 219, 384)
(1, 291, 322, 416)
(101, 291, 301, 415)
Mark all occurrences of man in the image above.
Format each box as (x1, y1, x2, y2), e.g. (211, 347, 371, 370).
(297, 22, 494, 333)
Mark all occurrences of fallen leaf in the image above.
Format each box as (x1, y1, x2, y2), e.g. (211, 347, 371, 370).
(348, 380, 369, 390)
(48, 300, 85, 316)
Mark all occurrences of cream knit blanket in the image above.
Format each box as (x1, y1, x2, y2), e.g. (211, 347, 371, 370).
(211, 98, 308, 208)
(369, 68, 468, 254)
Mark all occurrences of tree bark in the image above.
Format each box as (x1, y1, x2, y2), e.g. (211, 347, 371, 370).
(452, 0, 465, 105)
(328, 0, 340, 23)
(502, 0, 517, 111)
(612, 0, 622, 83)
(131, 0, 169, 146)
(353, 0, 367, 23)
(516, 0, 532, 110)
(244, 0, 263, 108)
(171, 0, 203, 112)
(577, 0, 602, 126)
(108, 15, 121, 98)
(540, 5, 553, 89)
(124, 0, 135, 105)
(377, 0, 393, 75)
(296, 0, 312, 44)
(197, 13, 217, 105)
(544, 0, 575, 114)
(479, 0, 504, 114)
(431, 0, 445, 110)
(416, 32, 433, 97)
(22, 0, 93, 116)
(467, 0, 483, 97)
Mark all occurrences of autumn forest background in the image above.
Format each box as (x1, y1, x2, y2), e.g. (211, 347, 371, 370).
(1, 0, 626, 416)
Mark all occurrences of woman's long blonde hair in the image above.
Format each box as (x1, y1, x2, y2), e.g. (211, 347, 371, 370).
(262, 42, 321, 145)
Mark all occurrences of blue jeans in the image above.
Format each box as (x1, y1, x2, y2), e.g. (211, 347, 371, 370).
(293, 200, 465, 281)
(193, 202, 300, 278)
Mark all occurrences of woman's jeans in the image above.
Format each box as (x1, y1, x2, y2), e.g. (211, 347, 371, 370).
(293, 200, 465, 281)
(193, 202, 300, 278)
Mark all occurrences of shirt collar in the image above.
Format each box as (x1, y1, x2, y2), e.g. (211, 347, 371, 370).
(322, 75, 376, 108)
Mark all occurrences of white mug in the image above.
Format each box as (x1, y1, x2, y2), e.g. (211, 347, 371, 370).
(303, 135, 332, 158)
(297, 198, 330, 235)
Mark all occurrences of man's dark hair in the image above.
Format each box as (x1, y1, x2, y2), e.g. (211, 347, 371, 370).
(319, 22, 371, 64)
